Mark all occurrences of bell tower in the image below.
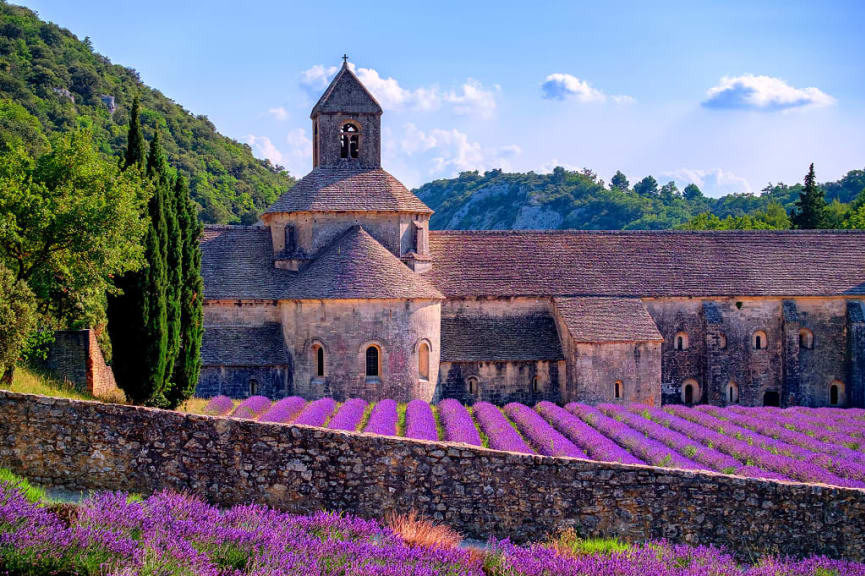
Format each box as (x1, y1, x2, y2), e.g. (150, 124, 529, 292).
(311, 57, 383, 169)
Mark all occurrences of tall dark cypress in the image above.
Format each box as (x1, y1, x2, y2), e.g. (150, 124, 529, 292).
(792, 163, 827, 229)
(124, 96, 147, 170)
(167, 175, 203, 408)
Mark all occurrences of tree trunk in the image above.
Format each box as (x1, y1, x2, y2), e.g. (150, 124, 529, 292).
(1, 365, 14, 387)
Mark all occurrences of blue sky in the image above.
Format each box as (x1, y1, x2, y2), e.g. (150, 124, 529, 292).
(17, 0, 865, 195)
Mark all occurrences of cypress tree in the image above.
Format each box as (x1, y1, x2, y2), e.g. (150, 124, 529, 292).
(167, 175, 203, 408)
(124, 96, 147, 170)
(792, 163, 827, 229)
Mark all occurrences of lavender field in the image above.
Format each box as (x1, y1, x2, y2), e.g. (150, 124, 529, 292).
(2, 474, 864, 576)
(201, 396, 865, 489)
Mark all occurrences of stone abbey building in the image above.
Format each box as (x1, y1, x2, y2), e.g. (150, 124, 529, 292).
(199, 61, 865, 408)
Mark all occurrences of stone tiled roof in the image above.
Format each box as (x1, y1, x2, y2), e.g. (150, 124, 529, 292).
(311, 62, 383, 117)
(201, 225, 442, 301)
(264, 166, 432, 215)
(427, 230, 865, 298)
(440, 314, 563, 362)
(201, 323, 286, 366)
(286, 226, 443, 300)
(553, 297, 662, 343)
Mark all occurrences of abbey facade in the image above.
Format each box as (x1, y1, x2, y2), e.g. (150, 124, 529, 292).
(199, 61, 865, 408)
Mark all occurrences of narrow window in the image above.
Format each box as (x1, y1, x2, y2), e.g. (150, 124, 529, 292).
(316, 345, 325, 377)
(718, 334, 727, 349)
(799, 329, 814, 350)
(681, 379, 699, 405)
(249, 379, 258, 396)
(284, 225, 296, 253)
(365, 345, 380, 378)
(418, 342, 430, 380)
(727, 381, 739, 404)
(532, 376, 539, 394)
(752, 331, 767, 351)
(614, 380, 622, 399)
(674, 332, 688, 351)
(830, 384, 839, 406)
(467, 377, 479, 396)
(684, 384, 693, 404)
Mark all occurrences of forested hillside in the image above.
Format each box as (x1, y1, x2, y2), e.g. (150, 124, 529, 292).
(0, 2, 294, 224)
(416, 167, 865, 230)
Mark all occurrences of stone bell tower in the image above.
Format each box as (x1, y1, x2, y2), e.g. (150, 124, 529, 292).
(311, 57, 383, 169)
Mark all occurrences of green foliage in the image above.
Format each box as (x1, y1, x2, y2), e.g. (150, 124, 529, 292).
(680, 202, 791, 230)
(791, 164, 827, 229)
(0, 264, 35, 383)
(0, 468, 46, 503)
(610, 170, 629, 191)
(0, 2, 294, 225)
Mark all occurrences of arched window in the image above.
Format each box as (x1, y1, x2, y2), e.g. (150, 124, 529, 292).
(249, 379, 258, 396)
(532, 376, 540, 394)
(829, 380, 843, 406)
(340, 122, 360, 159)
(467, 377, 479, 396)
(674, 332, 689, 351)
(799, 329, 814, 350)
(726, 381, 739, 404)
(614, 380, 623, 400)
(365, 345, 380, 378)
(310, 343, 325, 378)
(763, 390, 780, 407)
(718, 333, 727, 350)
(752, 330, 767, 351)
(681, 378, 699, 405)
(418, 342, 430, 381)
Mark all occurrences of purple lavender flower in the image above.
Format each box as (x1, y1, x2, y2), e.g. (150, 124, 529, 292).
(537, 401, 644, 465)
(363, 399, 399, 436)
(230, 396, 272, 420)
(503, 402, 586, 458)
(437, 398, 482, 446)
(472, 401, 533, 454)
(404, 399, 438, 441)
(202, 395, 234, 416)
(293, 397, 337, 427)
(567, 403, 701, 470)
(328, 398, 368, 431)
(259, 396, 306, 424)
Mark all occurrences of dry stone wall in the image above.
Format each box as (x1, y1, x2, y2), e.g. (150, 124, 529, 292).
(1, 391, 864, 561)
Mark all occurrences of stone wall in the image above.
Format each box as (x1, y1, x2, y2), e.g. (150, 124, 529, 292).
(437, 360, 565, 405)
(1, 390, 864, 561)
(33, 330, 118, 398)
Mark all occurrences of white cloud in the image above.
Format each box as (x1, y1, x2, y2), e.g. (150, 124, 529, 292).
(246, 134, 283, 166)
(395, 123, 519, 175)
(541, 73, 634, 104)
(660, 168, 753, 197)
(538, 159, 581, 174)
(299, 64, 498, 117)
(246, 129, 312, 177)
(267, 106, 289, 121)
(703, 74, 836, 111)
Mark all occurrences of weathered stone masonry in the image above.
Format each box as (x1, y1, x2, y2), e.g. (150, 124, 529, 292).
(2, 391, 865, 561)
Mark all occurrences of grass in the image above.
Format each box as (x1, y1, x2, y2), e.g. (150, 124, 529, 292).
(357, 402, 374, 432)
(396, 402, 407, 436)
(6, 366, 95, 401)
(546, 528, 631, 557)
(0, 468, 47, 504)
(179, 397, 213, 415)
(385, 510, 463, 550)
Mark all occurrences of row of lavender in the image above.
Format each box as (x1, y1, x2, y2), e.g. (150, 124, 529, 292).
(203, 395, 865, 488)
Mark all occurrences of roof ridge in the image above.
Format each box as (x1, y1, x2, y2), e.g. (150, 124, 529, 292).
(311, 61, 383, 117)
(429, 229, 865, 236)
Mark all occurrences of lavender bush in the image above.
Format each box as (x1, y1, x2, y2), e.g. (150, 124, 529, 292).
(537, 401, 644, 465)
(259, 396, 306, 424)
(328, 398, 368, 431)
(504, 403, 586, 458)
(438, 399, 482, 446)
(202, 395, 234, 416)
(405, 399, 439, 441)
(294, 397, 337, 427)
(472, 402, 533, 454)
(231, 396, 272, 420)
(364, 399, 399, 436)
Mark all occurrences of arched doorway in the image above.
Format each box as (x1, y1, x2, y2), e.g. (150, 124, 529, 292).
(763, 390, 780, 407)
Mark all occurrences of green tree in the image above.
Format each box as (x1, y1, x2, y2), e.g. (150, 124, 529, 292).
(634, 176, 659, 196)
(791, 164, 827, 229)
(824, 199, 849, 229)
(123, 96, 147, 170)
(0, 265, 36, 385)
(610, 170, 629, 191)
(844, 188, 865, 229)
(683, 183, 703, 201)
(167, 175, 203, 408)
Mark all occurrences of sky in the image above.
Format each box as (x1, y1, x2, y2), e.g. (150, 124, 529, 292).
(16, 0, 865, 196)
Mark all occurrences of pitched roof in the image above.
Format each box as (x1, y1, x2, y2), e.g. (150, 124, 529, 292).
(264, 166, 432, 215)
(553, 297, 662, 343)
(440, 314, 563, 362)
(286, 225, 444, 300)
(427, 230, 865, 298)
(201, 323, 287, 366)
(201, 225, 442, 301)
(311, 62, 382, 117)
